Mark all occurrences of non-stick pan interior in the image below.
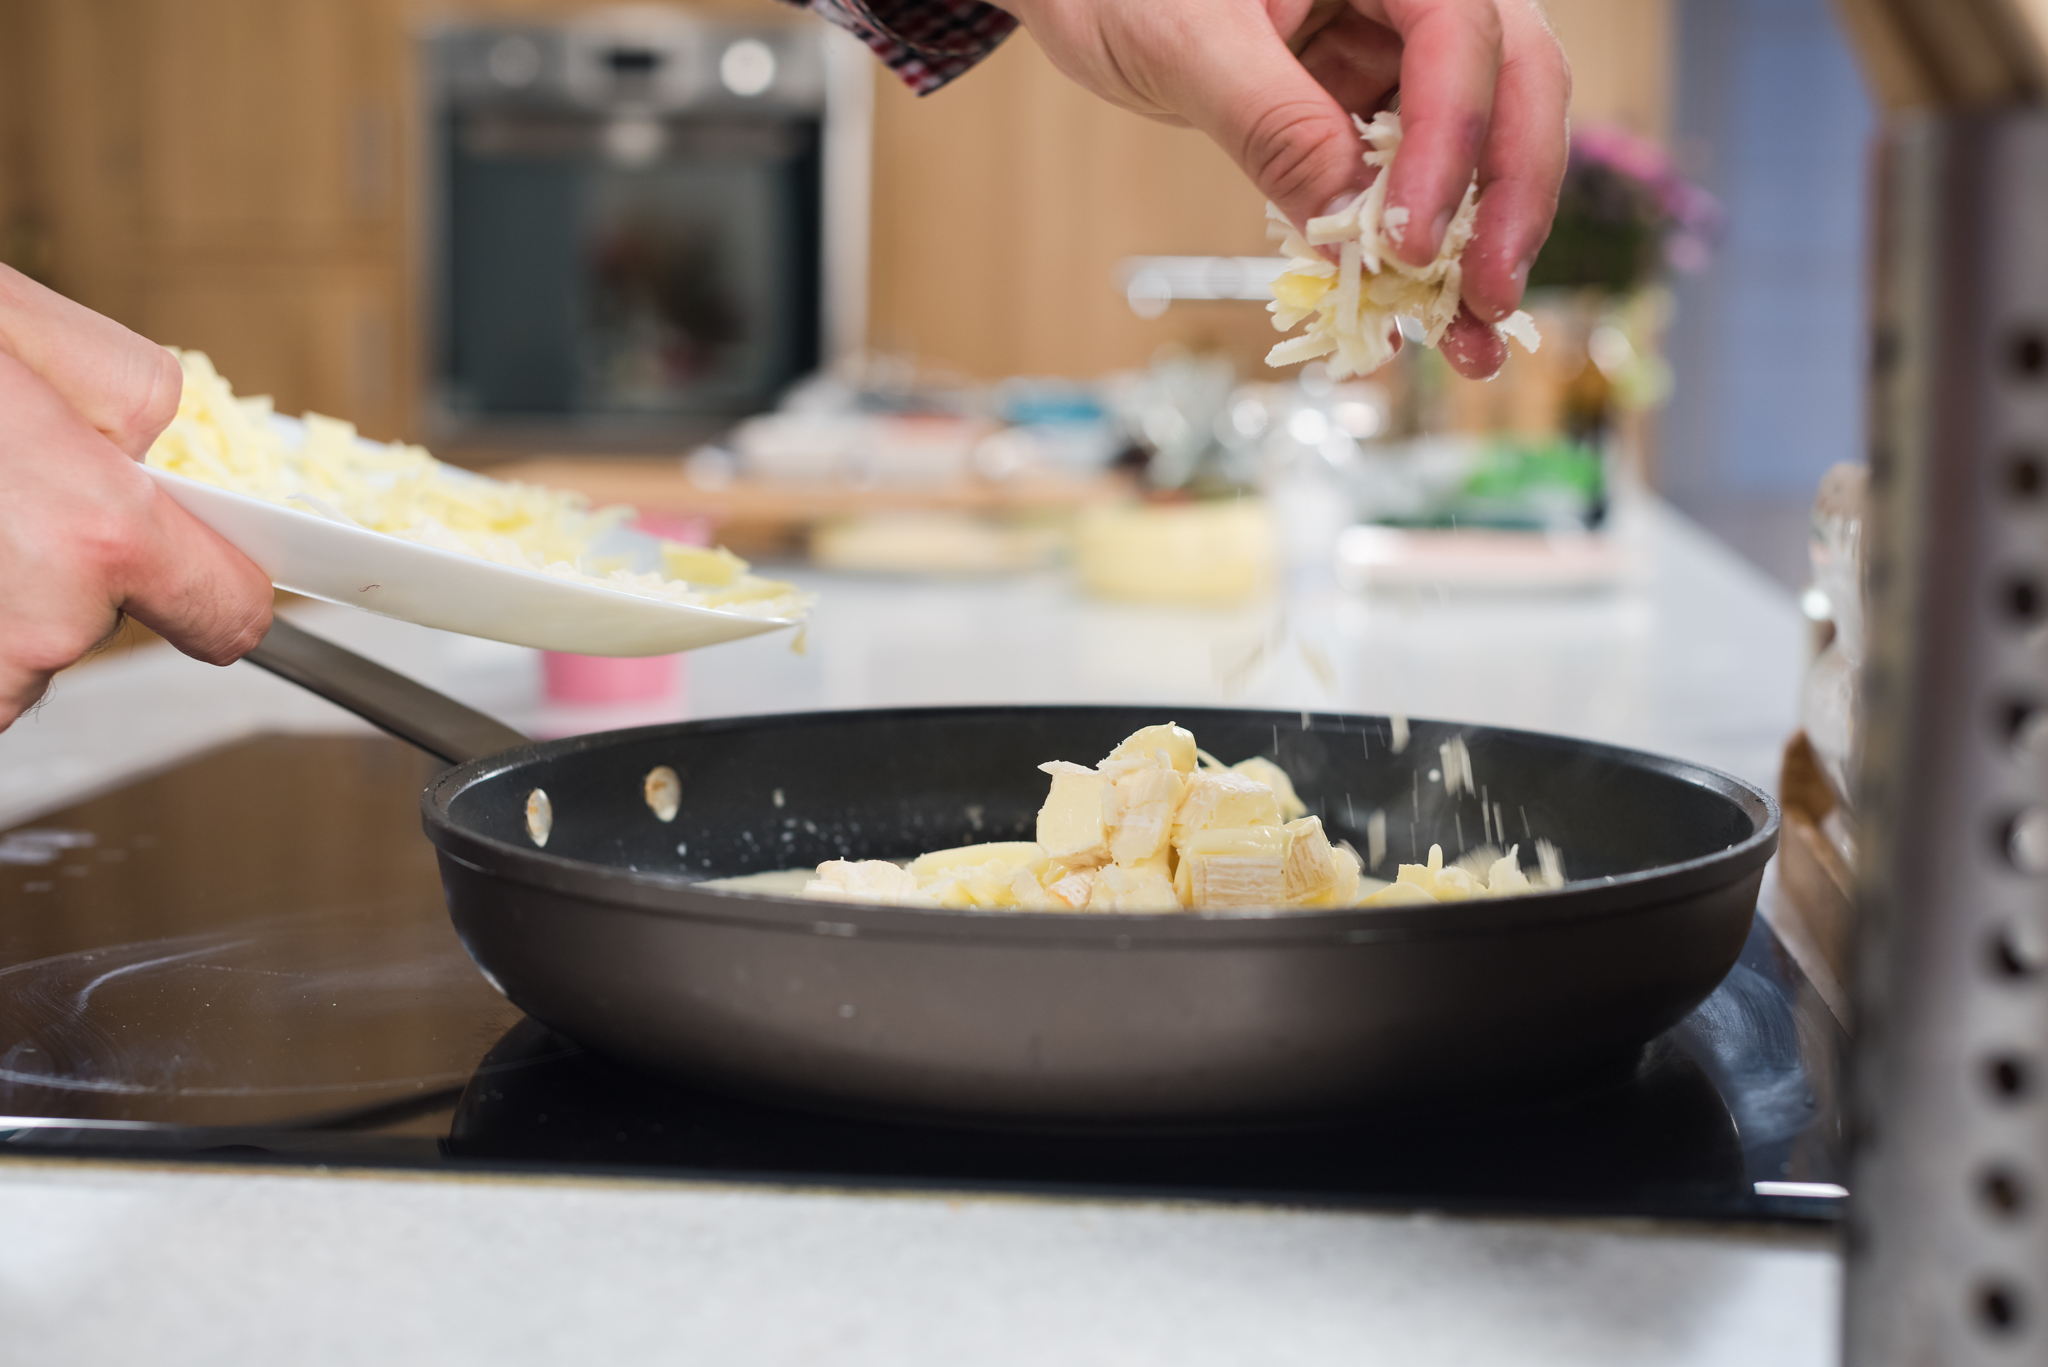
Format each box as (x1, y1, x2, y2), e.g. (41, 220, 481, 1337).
(439, 707, 1768, 895)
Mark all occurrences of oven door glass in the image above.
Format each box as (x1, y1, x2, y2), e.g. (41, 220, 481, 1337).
(440, 112, 821, 425)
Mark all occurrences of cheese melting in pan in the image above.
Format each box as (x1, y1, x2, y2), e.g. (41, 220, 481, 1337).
(745, 723, 1565, 913)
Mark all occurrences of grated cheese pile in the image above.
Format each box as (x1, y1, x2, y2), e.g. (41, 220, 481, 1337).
(799, 722, 1564, 913)
(1265, 111, 1541, 380)
(1355, 839, 1565, 908)
(146, 350, 811, 619)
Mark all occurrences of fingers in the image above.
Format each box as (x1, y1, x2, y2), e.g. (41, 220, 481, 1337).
(1295, 9, 1404, 118)
(1440, 303, 1508, 379)
(1379, 0, 1504, 266)
(0, 265, 184, 459)
(121, 483, 276, 666)
(1162, 7, 1377, 231)
(1460, 0, 1569, 322)
(0, 354, 271, 738)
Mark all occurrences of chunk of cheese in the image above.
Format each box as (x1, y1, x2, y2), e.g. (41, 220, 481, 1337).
(805, 860, 938, 907)
(1281, 816, 1339, 901)
(1174, 826, 1290, 909)
(1231, 757, 1308, 820)
(1104, 723, 1198, 775)
(909, 841, 1048, 881)
(1107, 765, 1187, 865)
(1036, 762, 1111, 868)
(1086, 857, 1181, 912)
(1174, 770, 1283, 839)
(1045, 867, 1098, 910)
(1358, 879, 1437, 908)
(1301, 841, 1364, 908)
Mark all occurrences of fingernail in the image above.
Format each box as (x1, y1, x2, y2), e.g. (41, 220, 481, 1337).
(1512, 254, 1534, 291)
(1430, 210, 1451, 253)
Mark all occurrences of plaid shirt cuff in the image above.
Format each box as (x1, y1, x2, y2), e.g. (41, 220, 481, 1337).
(790, 0, 1019, 94)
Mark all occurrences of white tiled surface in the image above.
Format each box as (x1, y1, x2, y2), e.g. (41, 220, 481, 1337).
(1, 1164, 1837, 1367)
(0, 494, 1832, 1365)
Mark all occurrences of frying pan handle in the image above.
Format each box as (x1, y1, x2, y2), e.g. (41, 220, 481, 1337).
(243, 616, 532, 767)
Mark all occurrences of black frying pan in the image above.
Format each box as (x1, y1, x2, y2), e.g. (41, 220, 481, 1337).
(249, 618, 1778, 1128)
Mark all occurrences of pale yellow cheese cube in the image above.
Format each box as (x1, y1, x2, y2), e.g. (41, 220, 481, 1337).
(1104, 723, 1197, 775)
(909, 841, 1048, 882)
(1045, 867, 1098, 910)
(1358, 879, 1439, 908)
(1298, 840, 1363, 908)
(1086, 857, 1181, 911)
(1107, 765, 1187, 866)
(1486, 847, 1533, 894)
(1173, 770, 1282, 841)
(1281, 816, 1339, 901)
(1392, 844, 1486, 902)
(804, 860, 939, 907)
(1036, 762, 1110, 868)
(1176, 826, 1289, 909)
(1230, 756, 1307, 820)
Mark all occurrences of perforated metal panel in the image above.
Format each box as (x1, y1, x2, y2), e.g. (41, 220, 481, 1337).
(1848, 111, 2048, 1362)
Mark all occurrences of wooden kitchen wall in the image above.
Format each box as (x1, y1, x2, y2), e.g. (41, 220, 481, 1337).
(872, 0, 1672, 379)
(0, 0, 1668, 434)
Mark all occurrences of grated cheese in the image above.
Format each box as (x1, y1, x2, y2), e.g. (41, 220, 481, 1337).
(1264, 112, 1541, 380)
(146, 351, 811, 620)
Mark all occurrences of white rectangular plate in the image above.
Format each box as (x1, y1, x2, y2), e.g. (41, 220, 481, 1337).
(143, 458, 797, 658)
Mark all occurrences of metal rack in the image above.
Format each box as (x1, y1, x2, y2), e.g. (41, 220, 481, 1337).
(1837, 3, 2048, 1359)
(1848, 107, 2048, 1365)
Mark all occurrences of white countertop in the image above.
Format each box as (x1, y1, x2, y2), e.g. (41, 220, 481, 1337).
(0, 495, 1837, 1366)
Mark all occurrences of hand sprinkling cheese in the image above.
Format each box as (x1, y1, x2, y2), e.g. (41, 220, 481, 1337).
(1265, 112, 1541, 381)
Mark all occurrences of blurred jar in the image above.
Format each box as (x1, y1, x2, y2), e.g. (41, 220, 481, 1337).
(1799, 464, 1867, 816)
(1220, 367, 1391, 581)
(1074, 500, 1275, 605)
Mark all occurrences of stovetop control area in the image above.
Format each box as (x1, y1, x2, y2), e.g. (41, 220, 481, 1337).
(0, 735, 1844, 1222)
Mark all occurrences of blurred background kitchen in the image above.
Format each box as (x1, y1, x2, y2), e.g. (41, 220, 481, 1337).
(0, 0, 1869, 594)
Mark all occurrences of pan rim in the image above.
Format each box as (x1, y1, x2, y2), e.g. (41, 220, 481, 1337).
(420, 704, 1780, 946)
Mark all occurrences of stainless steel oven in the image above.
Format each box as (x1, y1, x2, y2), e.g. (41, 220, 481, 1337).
(422, 8, 869, 448)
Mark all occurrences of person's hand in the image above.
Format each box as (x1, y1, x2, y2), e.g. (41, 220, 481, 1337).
(0, 267, 273, 732)
(999, 0, 1569, 378)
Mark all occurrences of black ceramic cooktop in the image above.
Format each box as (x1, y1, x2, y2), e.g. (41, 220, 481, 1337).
(0, 735, 1845, 1221)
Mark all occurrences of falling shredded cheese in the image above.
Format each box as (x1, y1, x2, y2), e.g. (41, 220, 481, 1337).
(1264, 111, 1541, 380)
(146, 351, 811, 620)
(1355, 840, 1565, 907)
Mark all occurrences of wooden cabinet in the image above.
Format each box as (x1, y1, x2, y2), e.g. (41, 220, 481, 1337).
(871, 0, 1670, 381)
(869, 31, 1279, 381)
(138, 0, 403, 254)
(140, 262, 406, 437)
(2, 0, 1669, 432)
(6, 0, 411, 433)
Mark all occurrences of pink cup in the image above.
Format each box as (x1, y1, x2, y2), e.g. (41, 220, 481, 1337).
(540, 513, 709, 705)
(542, 651, 683, 704)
